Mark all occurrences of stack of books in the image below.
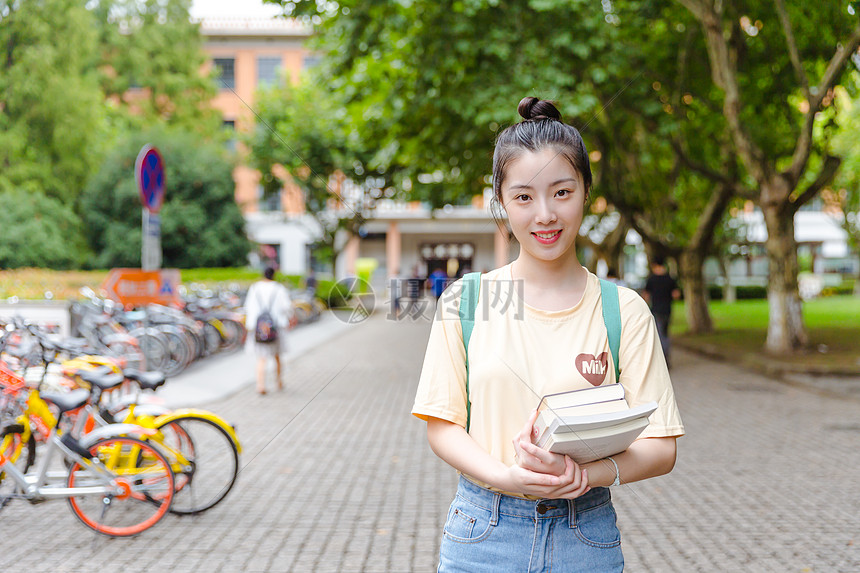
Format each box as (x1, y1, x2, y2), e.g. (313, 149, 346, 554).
(535, 384, 657, 463)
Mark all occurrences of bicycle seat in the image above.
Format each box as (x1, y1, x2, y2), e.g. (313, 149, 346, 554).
(40, 389, 90, 414)
(78, 367, 124, 391)
(57, 338, 91, 353)
(123, 369, 166, 391)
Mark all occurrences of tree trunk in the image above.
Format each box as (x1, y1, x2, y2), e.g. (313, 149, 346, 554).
(679, 249, 712, 334)
(761, 201, 808, 353)
(716, 254, 737, 303)
(855, 255, 860, 296)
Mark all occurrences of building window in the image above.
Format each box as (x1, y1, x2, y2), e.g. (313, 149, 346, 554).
(222, 120, 236, 152)
(257, 57, 282, 87)
(257, 192, 281, 213)
(302, 54, 321, 70)
(214, 58, 235, 89)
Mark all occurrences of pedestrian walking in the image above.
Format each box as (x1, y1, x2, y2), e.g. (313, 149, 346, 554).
(245, 266, 293, 394)
(428, 267, 449, 299)
(412, 97, 685, 572)
(642, 255, 681, 369)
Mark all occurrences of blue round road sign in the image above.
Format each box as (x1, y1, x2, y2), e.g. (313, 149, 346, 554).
(135, 145, 165, 213)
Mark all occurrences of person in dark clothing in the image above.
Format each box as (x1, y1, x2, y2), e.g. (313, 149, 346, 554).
(428, 268, 449, 299)
(643, 255, 681, 368)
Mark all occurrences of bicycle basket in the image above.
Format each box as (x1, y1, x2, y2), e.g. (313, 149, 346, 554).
(0, 363, 25, 394)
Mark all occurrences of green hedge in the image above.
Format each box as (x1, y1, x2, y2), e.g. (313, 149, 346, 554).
(707, 285, 723, 300)
(315, 279, 351, 308)
(821, 280, 856, 297)
(707, 285, 769, 300)
(279, 273, 303, 289)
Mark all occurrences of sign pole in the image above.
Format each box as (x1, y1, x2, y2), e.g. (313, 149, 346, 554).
(142, 210, 162, 271)
(135, 144, 166, 372)
(142, 210, 149, 270)
(136, 144, 165, 272)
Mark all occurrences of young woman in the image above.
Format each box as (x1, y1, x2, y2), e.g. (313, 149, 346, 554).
(412, 97, 684, 572)
(245, 266, 293, 394)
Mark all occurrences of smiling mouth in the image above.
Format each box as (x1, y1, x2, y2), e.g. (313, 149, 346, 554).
(532, 230, 562, 244)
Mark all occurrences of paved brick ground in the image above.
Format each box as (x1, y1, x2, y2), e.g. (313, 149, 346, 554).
(1, 310, 858, 572)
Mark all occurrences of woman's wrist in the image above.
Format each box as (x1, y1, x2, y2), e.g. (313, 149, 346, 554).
(582, 458, 617, 488)
(485, 461, 519, 494)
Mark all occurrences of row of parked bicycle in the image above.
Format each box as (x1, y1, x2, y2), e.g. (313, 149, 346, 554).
(57, 283, 326, 379)
(0, 281, 328, 536)
(0, 318, 242, 536)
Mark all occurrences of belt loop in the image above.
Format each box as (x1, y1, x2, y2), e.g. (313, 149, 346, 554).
(568, 499, 576, 529)
(490, 491, 501, 526)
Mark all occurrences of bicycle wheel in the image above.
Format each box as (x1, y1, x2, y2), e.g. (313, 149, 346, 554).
(129, 328, 170, 372)
(106, 338, 143, 370)
(0, 425, 35, 509)
(155, 416, 239, 515)
(67, 436, 174, 537)
(218, 319, 245, 352)
(158, 327, 191, 377)
(201, 322, 223, 356)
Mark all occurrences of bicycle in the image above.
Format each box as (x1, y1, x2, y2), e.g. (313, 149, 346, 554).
(0, 370, 175, 536)
(4, 325, 241, 516)
(71, 365, 242, 515)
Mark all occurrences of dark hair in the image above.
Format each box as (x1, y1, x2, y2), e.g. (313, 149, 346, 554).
(491, 97, 593, 218)
(651, 255, 666, 267)
(264, 266, 276, 280)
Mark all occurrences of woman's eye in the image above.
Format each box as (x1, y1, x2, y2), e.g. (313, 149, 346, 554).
(515, 194, 531, 202)
(556, 189, 570, 197)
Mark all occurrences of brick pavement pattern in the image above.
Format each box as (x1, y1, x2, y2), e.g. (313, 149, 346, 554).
(1, 311, 858, 572)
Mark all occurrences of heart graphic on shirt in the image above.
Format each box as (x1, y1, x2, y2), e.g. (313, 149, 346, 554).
(575, 352, 609, 386)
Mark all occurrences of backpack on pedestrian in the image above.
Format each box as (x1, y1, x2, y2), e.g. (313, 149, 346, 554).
(254, 288, 279, 343)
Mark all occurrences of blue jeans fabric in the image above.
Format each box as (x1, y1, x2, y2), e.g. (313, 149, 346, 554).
(438, 476, 624, 573)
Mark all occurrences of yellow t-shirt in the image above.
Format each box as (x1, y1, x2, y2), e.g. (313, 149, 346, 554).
(412, 265, 685, 489)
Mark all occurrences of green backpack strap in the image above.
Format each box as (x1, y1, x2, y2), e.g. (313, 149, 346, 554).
(599, 278, 622, 381)
(459, 272, 482, 433)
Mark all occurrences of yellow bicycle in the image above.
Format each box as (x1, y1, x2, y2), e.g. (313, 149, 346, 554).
(70, 363, 242, 515)
(0, 369, 175, 536)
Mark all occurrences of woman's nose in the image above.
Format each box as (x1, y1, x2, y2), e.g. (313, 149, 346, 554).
(534, 198, 557, 224)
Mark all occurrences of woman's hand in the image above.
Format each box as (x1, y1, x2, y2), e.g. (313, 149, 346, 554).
(426, 416, 590, 500)
(512, 409, 566, 476)
(505, 455, 591, 499)
(508, 410, 591, 499)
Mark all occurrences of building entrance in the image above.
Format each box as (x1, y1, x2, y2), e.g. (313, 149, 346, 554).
(420, 242, 475, 279)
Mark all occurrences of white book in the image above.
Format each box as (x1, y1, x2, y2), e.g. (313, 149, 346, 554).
(537, 414, 655, 463)
(534, 384, 627, 437)
(534, 385, 658, 463)
(538, 384, 626, 411)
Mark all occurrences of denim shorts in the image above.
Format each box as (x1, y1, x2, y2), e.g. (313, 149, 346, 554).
(438, 476, 624, 573)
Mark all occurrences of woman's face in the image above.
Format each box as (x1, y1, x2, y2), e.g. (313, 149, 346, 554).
(500, 148, 586, 265)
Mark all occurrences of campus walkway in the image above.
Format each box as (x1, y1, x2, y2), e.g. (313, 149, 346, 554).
(1, 309, 858, 572)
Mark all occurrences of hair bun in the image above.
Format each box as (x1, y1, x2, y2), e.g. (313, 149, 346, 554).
(517, 97, 562, 122)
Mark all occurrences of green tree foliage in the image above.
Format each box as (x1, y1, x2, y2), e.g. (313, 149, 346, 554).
(91, 0, 221, 135)
(0, 190, 90, 268)
(250, 79, 380, 269)
(0, 0, 105, 202)
(81, 129, 250, 269)
(0, 0, 237, 270)
(832, 84, 860, 279)
(672, 0, 860, 352)
(273, 0, 859, 348)
(275, 0, 629, 207)
(269, 0, 735, 332)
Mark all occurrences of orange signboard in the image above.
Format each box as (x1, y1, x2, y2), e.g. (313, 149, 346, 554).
(101, 268, 181, 307)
